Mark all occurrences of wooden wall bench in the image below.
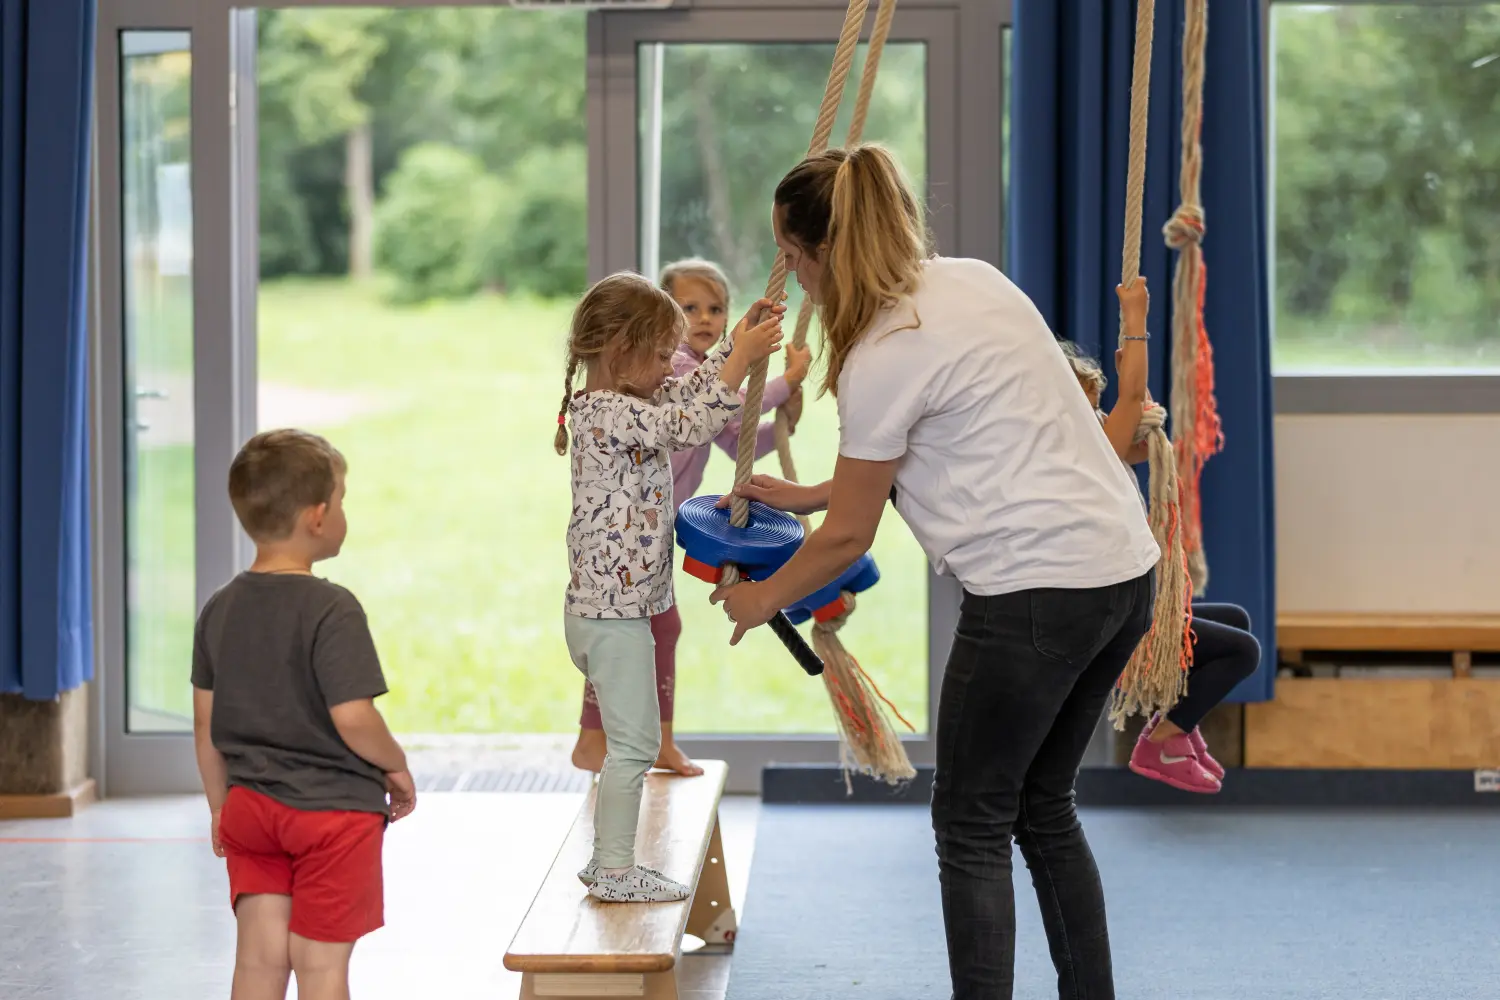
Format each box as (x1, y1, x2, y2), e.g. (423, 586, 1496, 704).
(1253, 614, 1500, 768)
(504, 760, 736, 999)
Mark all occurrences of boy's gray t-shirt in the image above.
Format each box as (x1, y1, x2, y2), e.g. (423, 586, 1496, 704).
(191, 572, 389, 815)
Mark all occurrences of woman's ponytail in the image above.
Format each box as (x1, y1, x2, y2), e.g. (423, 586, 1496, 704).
(818, 144, 928, 395)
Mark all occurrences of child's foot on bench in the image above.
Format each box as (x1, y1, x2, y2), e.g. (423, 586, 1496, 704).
(571, 728, 607, 773)
(655, 736, 704, 777)
(586, 865, 690, 903)
(570, 726, 705, 778)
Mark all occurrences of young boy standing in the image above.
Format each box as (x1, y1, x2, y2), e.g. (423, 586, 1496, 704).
(192, 428, 416, 1000)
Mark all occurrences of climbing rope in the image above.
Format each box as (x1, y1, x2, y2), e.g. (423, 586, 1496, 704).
(772, 0, 897, 511)
(720, 0, 915, 786)
(1165, 0, 1222, 596)
(1109, 0, 1195, 729)
(725, 0, 872, 537)
(811, 593, 916, 792)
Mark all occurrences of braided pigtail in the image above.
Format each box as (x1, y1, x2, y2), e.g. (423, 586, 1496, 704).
(554, 357, 578, 456)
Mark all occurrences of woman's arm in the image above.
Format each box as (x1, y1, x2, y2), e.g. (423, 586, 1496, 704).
(713, 457, 897, 644)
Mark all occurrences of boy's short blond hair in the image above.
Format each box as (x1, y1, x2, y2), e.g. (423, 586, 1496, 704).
(228, 429, 347, 542)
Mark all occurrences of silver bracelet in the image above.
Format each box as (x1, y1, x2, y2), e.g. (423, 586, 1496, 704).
(1122, 333, 1150, 341)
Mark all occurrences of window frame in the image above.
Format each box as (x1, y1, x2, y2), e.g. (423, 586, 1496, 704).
(1264, 0, 1500, 414)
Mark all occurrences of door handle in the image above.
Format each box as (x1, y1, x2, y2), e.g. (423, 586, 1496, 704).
(135, 387, 168, 400)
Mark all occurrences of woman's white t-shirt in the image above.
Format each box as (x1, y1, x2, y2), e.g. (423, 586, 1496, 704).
(836, 256, 1160, 596)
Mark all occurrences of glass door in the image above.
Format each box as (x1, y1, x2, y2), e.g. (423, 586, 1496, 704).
(97, 0, 244, 795)
(594, 4, 966, 783)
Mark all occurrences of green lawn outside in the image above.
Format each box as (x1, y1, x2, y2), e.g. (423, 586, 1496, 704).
(252, 279, 932, 735)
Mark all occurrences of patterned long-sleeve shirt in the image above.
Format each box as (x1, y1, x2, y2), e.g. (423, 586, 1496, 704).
(565, 338, 742, 619)
(668, 342, 791, 508)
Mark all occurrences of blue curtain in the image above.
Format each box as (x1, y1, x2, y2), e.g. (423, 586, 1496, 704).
(0, 0, 96, 701)
(1008, 0, 1276, 701)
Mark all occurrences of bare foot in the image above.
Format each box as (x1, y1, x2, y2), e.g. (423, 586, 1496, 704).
(655, 740, 704, 777)
(571, 728, 607, 773)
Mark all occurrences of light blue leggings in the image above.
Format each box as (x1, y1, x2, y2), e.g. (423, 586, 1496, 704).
(563, 614, 662, 869)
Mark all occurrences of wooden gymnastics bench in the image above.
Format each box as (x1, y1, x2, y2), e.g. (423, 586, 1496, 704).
(1252, 614, 1500, 768)
(1277, 612, 1500, 677)
(503, 759, 737, 999)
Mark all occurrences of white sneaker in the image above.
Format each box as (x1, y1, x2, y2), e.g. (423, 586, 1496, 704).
(577, 860, 669, 887)
(587, 865, 690, 903)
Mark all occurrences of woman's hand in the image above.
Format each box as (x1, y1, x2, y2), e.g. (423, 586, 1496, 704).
(715, 474, 830, 515)
(210, 808, 225, 858)
(709, 580, 776, 646)
(783, 343, 812, 389)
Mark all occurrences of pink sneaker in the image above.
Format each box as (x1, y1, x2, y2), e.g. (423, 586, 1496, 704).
(1129, 732, 1221, 794)
(1189, 727, 1225, 781)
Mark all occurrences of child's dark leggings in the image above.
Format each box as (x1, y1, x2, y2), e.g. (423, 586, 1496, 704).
(1165, 602, 1262, 733)
(581, 604, 681, 728)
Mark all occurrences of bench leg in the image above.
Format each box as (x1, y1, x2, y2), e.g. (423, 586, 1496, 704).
(519, 970, 679, 999)
(685, 814, 737, 946)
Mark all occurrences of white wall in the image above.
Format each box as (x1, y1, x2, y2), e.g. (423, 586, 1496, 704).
(1275, 414, 1500, 614)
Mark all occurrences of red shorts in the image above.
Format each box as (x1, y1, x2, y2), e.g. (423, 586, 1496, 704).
(219, 786, 386, 943)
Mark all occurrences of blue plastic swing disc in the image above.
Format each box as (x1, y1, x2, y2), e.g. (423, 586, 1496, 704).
(783, 552, 882, 624)
(675, 494, 804, 576)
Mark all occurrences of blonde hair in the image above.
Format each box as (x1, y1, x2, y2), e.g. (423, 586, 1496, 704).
(554, 272, 686, 455)
(228, 429, 347, 542)
(774, 144, 929, 396)
(1058, 340, 1107, 402)
(659, 258, 731, 310)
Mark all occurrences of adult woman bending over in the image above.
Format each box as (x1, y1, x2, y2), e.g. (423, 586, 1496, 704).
(714, 144, 1159, 1000)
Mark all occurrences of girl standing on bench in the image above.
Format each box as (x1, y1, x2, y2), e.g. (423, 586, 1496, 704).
(1059, 340, 1262, 793)
(556, 271, 785, 902)
(571, 259, 811, 779)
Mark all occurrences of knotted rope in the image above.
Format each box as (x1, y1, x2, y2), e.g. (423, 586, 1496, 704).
(718, 0, 915, 786)
(1108, 0, 1195, 729)
(725, 0, 872, 538)
(772, 0, 897, 518)
(1165, 0, 1222, 596)
(811, 593, 917, 792)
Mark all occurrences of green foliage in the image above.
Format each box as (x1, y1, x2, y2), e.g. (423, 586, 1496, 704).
(481, 146, 589, 299)
(374, 143, 501, 303)
(1273, 5, 1500, 359)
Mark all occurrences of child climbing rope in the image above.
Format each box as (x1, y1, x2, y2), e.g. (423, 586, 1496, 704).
(570, 259, 811, 778)
(1060, 279, 1261, 794)
(556, 271, 785, 902)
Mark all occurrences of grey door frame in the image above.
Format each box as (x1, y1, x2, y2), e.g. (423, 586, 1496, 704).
(591, 0, 1007, 790)
(94, 0, 248, 796)
(90, 0, 1007, 795)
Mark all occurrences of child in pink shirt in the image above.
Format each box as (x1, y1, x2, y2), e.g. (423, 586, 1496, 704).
(570, 259, 811, 776)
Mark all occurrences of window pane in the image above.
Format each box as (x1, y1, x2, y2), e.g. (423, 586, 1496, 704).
(1272, 4, 1500, 372)
(255, 8, 587, 735)
(121, 31, 195, 733)
(641, 42, 931, 735)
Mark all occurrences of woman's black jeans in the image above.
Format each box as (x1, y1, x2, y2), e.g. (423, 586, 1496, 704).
(932, 571, 1154, 1000)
